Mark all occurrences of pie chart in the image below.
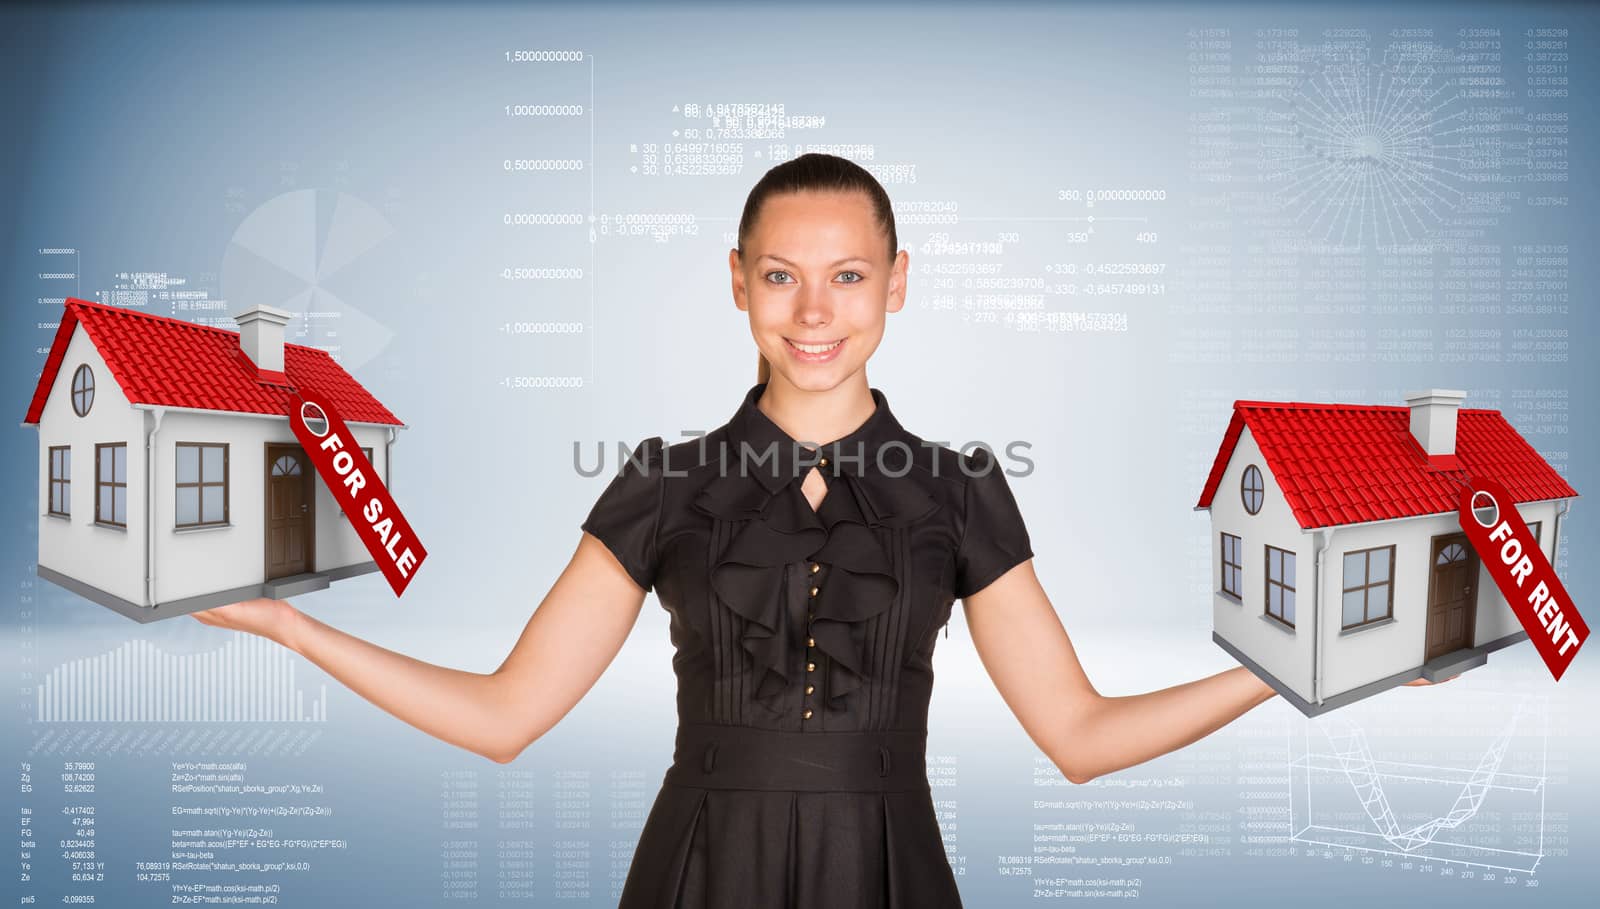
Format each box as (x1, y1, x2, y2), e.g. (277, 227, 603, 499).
(220, 188, 396, 370)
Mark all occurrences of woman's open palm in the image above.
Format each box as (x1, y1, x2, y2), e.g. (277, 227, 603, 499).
(191, 597, 298, 645)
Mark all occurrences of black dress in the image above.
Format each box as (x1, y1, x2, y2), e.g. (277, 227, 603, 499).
(580, 381, 1033, 908)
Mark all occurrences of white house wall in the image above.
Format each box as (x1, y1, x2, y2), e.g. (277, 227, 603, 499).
(1316, 513, 1450, 698)
(36, 323, 148, 605)
(1209, 425, 1316, 703)
(150, 408, 390, 605)
(1316, 499, 1555, 699)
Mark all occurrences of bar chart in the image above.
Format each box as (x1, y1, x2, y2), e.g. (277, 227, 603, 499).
(34, 634, 328, 723)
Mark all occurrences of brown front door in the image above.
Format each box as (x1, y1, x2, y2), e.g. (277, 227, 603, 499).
(1425, 532, 1478, 661)
(265, 444, 314, 579)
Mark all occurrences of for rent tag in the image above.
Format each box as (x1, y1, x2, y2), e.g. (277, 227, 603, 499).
(289, 390, 427, 596)
(1457, 478, 1584, 680)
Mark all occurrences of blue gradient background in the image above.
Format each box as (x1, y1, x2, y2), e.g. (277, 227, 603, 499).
(3, 2, 1596, 906)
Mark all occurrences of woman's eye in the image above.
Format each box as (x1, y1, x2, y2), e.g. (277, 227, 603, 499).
(764, 270, 864, 284)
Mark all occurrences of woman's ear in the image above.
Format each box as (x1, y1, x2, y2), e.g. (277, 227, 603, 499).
(886, 249, 910, 313)
(729, 247, 748, 311)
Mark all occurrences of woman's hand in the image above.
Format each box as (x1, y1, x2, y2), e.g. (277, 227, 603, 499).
(182, 533, 650, 764)
(191, 598, 302, 650)
(963, 560, 1471, 783)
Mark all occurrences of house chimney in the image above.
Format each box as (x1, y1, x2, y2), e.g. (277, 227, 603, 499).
(1403, 388, 1467, 456)
(233, 304, 292, 373)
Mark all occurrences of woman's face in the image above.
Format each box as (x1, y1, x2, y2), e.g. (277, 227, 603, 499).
(731, 189, 908, 393)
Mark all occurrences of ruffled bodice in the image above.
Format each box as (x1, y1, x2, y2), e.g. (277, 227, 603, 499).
(692, 438, 940, 720)
(580, 380, 1035, 734)
(579, 381, 1036, 908)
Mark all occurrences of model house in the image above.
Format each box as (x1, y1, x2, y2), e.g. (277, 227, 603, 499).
(23, 297, 406, 622)
(1195, 389, 1577, 715)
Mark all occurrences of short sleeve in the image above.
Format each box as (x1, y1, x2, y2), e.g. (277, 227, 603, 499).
(953, 447, 1034, 599)
(580, 435, 666, 592)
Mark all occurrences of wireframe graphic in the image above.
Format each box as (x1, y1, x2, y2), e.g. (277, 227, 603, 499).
(1265, 52, 1472, 249)
(1288, 695, 1546, 873)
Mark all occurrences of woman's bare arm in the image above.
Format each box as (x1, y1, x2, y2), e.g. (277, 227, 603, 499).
(191, 532, 647, 764)
(964, 559, 1441, 784)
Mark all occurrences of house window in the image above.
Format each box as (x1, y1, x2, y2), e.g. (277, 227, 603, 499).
(48, 446, 71, 517)
(1527, 521, 1542, 547)
(95, 442, 127, 527)
(71, 364, 95, 417)
(176, 442, 229, 528)
(1220, 532, 1242, 599)
(1264, 544, 1295, 627)
(1241, 465, 1264, 515)
(1342, 544, 1395, 629)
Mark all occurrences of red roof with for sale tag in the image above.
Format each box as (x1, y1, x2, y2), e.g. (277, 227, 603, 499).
(22, 297, 403, 426)
(1195, 400, 1578, 529)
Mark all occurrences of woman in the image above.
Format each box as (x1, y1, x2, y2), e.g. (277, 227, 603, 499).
(192, 153, 1444, 908)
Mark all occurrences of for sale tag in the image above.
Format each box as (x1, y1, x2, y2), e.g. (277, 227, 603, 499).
(289, 390, 426, 596)
(1457, 478, 1584, 680)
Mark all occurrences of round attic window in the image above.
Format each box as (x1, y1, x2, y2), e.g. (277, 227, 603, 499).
(1241, 464, 1264, 514)
(71, 364, 95, 416)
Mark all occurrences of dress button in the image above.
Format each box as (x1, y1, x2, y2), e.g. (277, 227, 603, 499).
(806, 661, 816, 672)
(810, 562, 821, 574)
(807, 637, 815, 647)
(805, 684, 814, 695)
(819, 457, 828, 467)
(810, 586, 819, 597)
(802, 708, 813, 720)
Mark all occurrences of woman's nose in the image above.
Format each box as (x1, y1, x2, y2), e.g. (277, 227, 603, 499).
(794, 287, 832, 326)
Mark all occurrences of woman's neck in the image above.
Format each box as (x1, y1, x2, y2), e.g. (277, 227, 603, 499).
(757, 375, 877, 448)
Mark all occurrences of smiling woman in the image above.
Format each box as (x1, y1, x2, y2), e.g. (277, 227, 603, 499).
(187, 152, 1447, 909)
(737, 154, 903, 391)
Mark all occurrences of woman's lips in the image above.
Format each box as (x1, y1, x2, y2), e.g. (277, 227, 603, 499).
(783, 336, 846, 364)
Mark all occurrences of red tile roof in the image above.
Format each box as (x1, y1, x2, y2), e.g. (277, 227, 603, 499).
(1195, 400, 1577, 529)
(23, 298, 403, 426)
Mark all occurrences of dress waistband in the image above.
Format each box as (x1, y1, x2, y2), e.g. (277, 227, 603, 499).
(663, 723, 930, 793)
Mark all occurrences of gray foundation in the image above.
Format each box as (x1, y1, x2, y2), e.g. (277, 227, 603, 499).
(1213, 629, 1531, 717)
(38, 562, 381, 624)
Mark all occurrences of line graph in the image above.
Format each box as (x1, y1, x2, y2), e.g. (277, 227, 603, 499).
(1287, 695, 1546, 873)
